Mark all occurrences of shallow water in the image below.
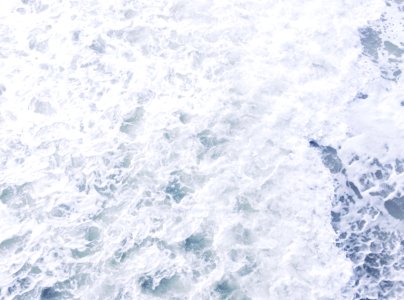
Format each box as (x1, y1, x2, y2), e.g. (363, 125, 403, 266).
(0, 0, 403, 299)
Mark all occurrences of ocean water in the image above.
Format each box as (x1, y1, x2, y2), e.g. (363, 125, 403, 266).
(0, 0, 403, 299)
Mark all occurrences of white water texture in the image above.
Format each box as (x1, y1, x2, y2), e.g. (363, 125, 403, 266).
(0, 0, 402, 299)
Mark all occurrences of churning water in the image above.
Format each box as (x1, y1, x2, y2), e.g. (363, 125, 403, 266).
(0, 0, 403, 299)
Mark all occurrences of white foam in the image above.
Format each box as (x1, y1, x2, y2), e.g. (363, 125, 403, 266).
(0, 0, 390, 299)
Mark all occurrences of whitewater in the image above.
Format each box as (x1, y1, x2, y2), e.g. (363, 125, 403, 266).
(0, 0, 403, 299)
